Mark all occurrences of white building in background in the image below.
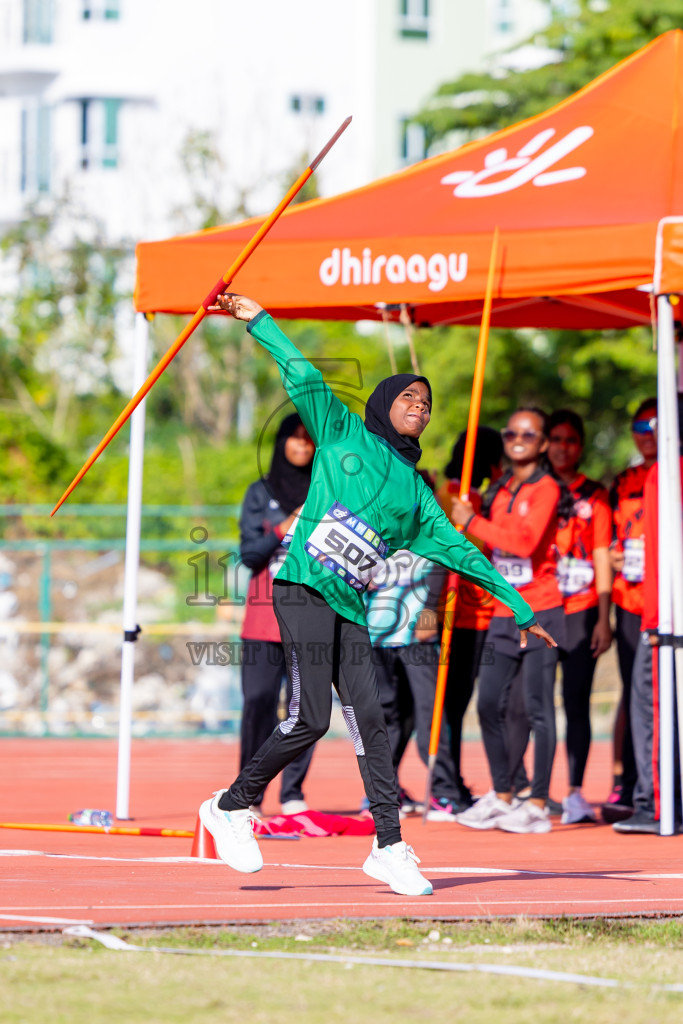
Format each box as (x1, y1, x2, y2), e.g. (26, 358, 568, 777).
(0, 0, 550, 246)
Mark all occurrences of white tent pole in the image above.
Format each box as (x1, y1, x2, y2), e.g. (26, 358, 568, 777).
(655, 295, 678, 835)
(664, 306, 683, 822)
(115, 313, 150, 821)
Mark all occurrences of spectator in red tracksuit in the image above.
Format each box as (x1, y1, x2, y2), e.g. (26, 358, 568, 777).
(238, 412, 315, 814)
(450, 407, 567, 834)
(614, 448, 683, 834)
(603, 398, 658, 822)
(547, 410, 613, 825)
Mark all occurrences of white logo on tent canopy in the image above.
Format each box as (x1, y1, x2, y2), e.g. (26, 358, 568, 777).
(440, 126, 594, 197)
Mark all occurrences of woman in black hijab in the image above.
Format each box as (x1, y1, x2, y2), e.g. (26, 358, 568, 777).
(237, 412, 315, 815)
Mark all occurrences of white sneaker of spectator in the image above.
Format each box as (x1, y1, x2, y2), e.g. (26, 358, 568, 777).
(362, 838, 433, 896)
(455, 790, 516, 830)
(496, 799, 551, 834)
(280, 800, 308, 815)
(199, 791, 263, 872)
(561, 790, 597, 824)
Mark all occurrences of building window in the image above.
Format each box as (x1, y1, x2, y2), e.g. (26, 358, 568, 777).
(398, 0, 430, 40)
(23, 0, 54, 43)
(290, 94, 325, 115)
(21, 102, 51, 193)
(82, 1, 120, 19)
(79, 97, 121, 169)
(399, 117, 426, 164)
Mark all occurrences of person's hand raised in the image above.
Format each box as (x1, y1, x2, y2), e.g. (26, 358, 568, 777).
(209, 293, 263, 322)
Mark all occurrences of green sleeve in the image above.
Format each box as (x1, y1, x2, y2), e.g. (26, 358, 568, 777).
(248, 311, 354, 448)
(409, 483, 536, 628)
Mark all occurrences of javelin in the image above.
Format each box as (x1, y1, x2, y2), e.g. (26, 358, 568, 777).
(0, 821, 194, 837)
(51, 116, 352, 516)
(422, 226, 500, 821)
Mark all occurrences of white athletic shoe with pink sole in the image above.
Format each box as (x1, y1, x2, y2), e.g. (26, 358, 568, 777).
(198, 791, 263, 872)
(455, 790, 516, 830)
(362, 838, 433, 896)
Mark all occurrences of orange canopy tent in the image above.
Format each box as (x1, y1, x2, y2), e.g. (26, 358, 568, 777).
(135, 30, 683, 329)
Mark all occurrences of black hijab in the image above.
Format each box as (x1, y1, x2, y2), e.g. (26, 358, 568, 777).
(266, 413, 313, 513)
(364, 373, 432, 465)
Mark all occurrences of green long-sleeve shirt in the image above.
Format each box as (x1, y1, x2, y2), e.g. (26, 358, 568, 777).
(247, 311, 535, 630)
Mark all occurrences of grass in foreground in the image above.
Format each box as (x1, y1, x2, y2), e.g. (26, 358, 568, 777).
(3, 917, 683, 1024)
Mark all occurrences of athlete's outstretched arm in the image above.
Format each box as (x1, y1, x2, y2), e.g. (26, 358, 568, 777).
(210, 293, 354, 449)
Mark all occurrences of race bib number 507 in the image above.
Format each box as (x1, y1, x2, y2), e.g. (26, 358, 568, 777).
(304, 502, 389, 591)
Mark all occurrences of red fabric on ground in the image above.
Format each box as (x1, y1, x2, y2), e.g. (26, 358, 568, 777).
(254, 810, 375, 837)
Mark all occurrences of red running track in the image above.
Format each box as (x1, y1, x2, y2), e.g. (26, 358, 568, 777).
(1, 737, 681, 931)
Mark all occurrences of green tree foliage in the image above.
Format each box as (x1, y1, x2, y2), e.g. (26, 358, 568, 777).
(0, 200, 127, 506)
(416, 0, 683, 140)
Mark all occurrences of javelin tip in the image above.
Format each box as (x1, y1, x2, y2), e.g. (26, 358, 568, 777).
(309, 115, 352, 171)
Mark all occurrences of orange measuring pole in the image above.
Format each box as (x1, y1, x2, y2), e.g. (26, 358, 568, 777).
(51, 116, 352, 516)
(422, 227, 500, 821)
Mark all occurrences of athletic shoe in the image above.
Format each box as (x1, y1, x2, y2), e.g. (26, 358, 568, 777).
(601, 797, 634, 824)
(426, 796, 458, 821)
(496, 800, 551, 834)
(561, 791, 597, 824)
(399, 787, 424, 815)
(280, 800, 308, 815)
(198, 791, 263, 872)
(613, 811, 674, 835)
(362, 838, 433, 896)
(455, 790, 516, 830)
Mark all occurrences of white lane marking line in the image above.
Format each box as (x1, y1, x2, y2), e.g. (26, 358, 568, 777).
(8, 897, 683, 912)
(0, 913, 95, 924)
(67, 925, 630, 989)
(3, 850, 683, 880)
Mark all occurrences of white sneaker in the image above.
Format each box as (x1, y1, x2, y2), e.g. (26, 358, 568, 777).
(362, 838, 433, 896)
(496, 800, 551, 834)
(455, 790, 515, 830)
(198, 791, 263, 872)
(561, 790, 597, 824)
(280, 800, 308, 815)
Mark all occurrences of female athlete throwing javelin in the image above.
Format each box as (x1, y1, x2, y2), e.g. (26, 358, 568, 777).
(199, 294, 556, 896)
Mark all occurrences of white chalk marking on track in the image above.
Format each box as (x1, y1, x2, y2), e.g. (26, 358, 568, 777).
(62, 926, 683, 994)
(3, 849, 683, 881)
(8, 897, 683, 913)
(0, 913, 95, 925)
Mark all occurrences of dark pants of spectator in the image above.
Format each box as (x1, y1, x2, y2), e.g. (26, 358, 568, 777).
(444, 627, 489, 795)
(561, 605, 600, 789)
(478, 608, 564, 802)
(614, 605, 642, 801)
(372, 642, 460, 803)
(631, 636, 681, 821)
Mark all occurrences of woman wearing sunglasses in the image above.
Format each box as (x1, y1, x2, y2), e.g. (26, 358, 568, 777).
(603, 398, 658, 823)
(450, 407, 566, 833)
(547, 409, 612, 825)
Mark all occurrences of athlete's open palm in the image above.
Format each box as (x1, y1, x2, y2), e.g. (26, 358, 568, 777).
(520, 623, 557, 649)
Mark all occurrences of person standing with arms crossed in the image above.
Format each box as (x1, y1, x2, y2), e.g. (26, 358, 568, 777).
(199, 295, 556, 896)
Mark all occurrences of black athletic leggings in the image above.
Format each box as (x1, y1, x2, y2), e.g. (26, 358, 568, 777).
(240, 639, 315, 806)
(560, 606, 599, 789)
(221, 581, 401, 847)
(477, 608, 563, 802)
(614, 605, 641, 799)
